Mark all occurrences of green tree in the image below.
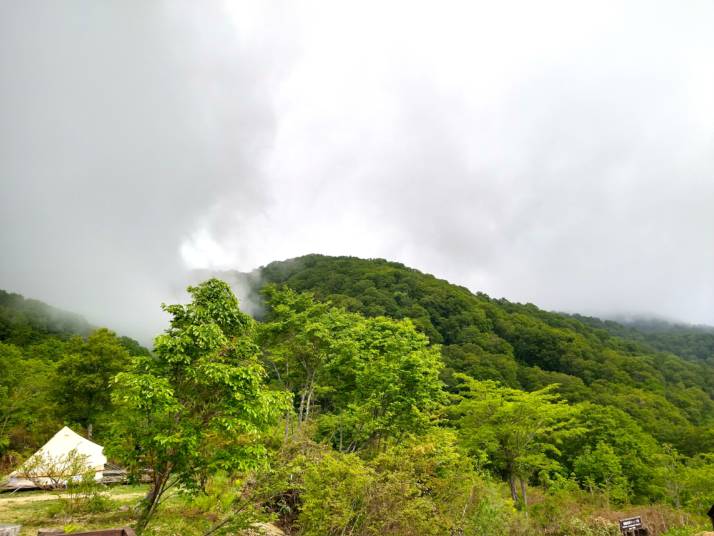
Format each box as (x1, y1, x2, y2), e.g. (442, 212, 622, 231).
(573, 442, 630, 504)
(259, 286, 356, 433)
(0, 342, 24, 453)
(260, 288, 445, 451)
(679, 454, 714, 513)
(319, 315, 445, 451)
(0, 341, 59, 458)
(54, 328, 132, 437)
(560, 402, 661, 500)
(654, 444, 686, 508)
(109, 279, 290, 532)
(452, 375, 581, 510)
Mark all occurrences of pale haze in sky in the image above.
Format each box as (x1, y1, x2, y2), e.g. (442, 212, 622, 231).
(1, 1, 713, 342)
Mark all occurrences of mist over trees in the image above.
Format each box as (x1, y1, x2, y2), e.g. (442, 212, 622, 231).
(1, 255, 713, 534)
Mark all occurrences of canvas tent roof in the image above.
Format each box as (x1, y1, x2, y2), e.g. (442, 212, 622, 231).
(4, 426, 106, 489)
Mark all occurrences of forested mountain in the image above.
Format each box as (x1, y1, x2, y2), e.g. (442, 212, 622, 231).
(227, 254, 714, 455)
(0, 289, 94, 344)
(0, 290, 149, 458)
(571, 314, 714, 365)
(3, 261, 713, 534)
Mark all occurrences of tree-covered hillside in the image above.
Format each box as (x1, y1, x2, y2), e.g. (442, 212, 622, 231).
(0, 290, 149, 460)
(3, 271, 713, 534)
(0, 289, 94, 344)
(231, 255, 714, 454)
(571, 314, 714, 365)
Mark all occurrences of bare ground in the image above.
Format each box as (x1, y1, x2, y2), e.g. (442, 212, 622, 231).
(0, 489, 144, 505)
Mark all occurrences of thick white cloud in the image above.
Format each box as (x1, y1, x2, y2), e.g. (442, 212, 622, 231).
(0, 1, 290, 339)
(2, 0, 713, 342)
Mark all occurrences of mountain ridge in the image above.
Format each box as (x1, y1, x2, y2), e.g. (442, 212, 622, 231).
(216, 254, 713, 454)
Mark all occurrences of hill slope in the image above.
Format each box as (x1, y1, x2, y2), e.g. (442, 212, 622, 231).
(0, 289, 150, 458)
(0, 289, 94, 344)
(227, 254, 714, 453)
(571, 314, 714, 365)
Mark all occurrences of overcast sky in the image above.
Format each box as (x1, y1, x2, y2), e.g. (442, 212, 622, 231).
(2, 1, 713, 343)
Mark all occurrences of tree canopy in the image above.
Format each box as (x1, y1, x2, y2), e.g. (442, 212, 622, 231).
(109, 279, 290, 531)
(2, 255, 713, 534)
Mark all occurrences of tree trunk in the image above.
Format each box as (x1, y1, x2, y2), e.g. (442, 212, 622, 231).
(519, 477, 528, 513)
(136, 490, 160, 533)
(508, 472, 519, 503)
(298, 375, 316, 427)
(304, 384, 315, 422)
(136, 471, 168, 534)
(297, 390, 307, 426)
(283, 411, 291, 441)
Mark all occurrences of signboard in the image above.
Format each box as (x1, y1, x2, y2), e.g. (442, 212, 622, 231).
(619, 517, 642, 532)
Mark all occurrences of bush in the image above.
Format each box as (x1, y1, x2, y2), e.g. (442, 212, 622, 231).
(296, 430, 515, 536)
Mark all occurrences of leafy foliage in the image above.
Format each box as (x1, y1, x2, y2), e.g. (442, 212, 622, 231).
(108, 279, 290, 531)
(54, 328, 132, 434)
(297, 430, 513, 536)
(452, 375, 581, 509)
(3, 254, 714, 534)
(0, 289, 149, 462)
(260, 286, 445, 451)
(245, 255, 714, 453)
(0, 289, 93, 345)
(572, 314, 714, 365)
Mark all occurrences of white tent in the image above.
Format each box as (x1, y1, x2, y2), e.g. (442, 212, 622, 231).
(4, 426, 107, 490)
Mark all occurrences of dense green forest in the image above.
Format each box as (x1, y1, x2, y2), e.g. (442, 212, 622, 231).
(571, 314, 714, 365)
(239, 255, 714, 454)
(0, 289, 93, 343)
(0, 290, 149, 455)
(2, 256, 714, 535)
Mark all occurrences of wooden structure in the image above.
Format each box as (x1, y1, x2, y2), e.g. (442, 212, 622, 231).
(100, 463, 128, 484)
(618, 516, 649, 536)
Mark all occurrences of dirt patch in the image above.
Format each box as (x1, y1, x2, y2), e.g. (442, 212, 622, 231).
(0, 491, 144, 505)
